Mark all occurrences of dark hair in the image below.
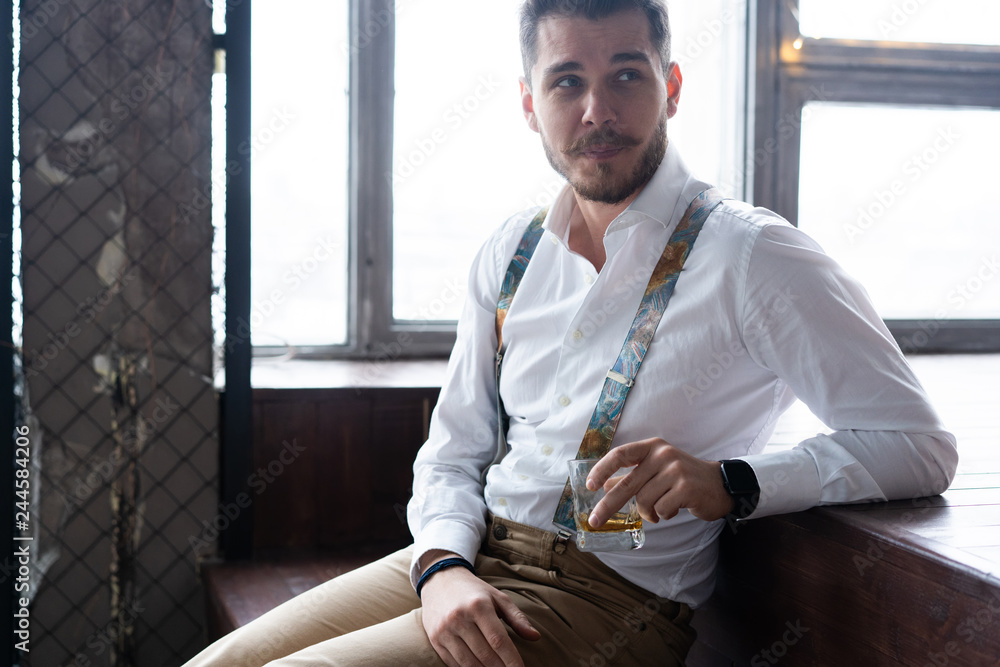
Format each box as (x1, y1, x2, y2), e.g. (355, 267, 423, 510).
(519, 0, 671, 86)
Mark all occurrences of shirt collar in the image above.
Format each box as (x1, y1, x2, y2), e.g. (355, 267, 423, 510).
(542, 142, 710, 242)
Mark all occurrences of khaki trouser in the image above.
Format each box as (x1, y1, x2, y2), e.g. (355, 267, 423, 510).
(184, 514, 695, 666)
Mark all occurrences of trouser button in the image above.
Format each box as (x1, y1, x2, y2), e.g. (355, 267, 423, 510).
(493, 524, 508, 541)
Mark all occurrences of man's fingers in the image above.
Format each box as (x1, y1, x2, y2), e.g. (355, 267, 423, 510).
(494, 591, 541, 641)
(431, 638, 469, 667)
(468, 614, 525, 667)
(586, 445, 634, 490)
(589, 465, 650, 527)
(437, 615, 502, 667)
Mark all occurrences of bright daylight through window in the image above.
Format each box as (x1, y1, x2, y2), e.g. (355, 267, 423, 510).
(391, 0, 743, 324)
(799, 104, 1000, 321)
(249, 1, 349, 347)
(239, 1, 744, 352)
(797, 0, 1000, 46)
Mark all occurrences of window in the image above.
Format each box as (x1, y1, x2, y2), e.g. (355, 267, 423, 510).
(250, 1, 350, 348)
(234, 0, 749, 360)
(751, 0, 1000, 352)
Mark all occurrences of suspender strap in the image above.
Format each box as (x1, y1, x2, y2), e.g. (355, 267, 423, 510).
(485, 207, 547, 482)
(552, 188, 726, 530)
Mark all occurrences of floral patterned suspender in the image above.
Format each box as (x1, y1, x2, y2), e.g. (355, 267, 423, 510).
(491, 189, 726, 531)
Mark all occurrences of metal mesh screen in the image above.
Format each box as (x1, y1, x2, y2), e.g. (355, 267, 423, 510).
(18, 0, 219, 664)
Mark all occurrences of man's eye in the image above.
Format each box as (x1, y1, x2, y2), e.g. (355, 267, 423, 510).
(556, 76, 581, 88)
(618, 71, 639, 81)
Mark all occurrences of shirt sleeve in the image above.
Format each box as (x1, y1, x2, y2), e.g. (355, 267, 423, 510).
(736, 221, 959, 518)
(405, 221, 520, 589)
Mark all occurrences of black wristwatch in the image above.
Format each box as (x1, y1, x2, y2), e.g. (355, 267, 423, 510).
(719, 459, 760, 520)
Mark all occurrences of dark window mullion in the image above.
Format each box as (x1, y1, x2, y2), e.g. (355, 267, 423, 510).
(353, 0, 397, 359)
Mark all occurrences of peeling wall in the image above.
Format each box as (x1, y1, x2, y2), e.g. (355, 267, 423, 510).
(20, 0, 219, 664)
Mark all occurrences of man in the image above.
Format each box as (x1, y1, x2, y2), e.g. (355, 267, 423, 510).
(185, 2, 957, 665)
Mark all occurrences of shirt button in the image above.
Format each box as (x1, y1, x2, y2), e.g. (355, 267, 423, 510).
(497, 497, 508, 507)
(559, 396, 571, 407)
(541, 445, 554, 456)
(572, 330, 583, 341)
(584, 274, 594, 285)
(518, 474, 529, 480)
(550, 236, 559, 246)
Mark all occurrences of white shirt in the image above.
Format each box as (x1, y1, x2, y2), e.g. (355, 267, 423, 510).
(407, 144, 958, 607)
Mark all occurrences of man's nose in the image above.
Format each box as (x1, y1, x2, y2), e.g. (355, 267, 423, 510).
(581, 86, 617, 126)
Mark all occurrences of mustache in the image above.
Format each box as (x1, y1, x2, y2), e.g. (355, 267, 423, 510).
(567, 128, 641, 155)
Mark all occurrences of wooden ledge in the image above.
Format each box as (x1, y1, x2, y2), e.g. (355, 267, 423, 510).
(693, 498, 1000, 666)
(251, 358, 449, 390)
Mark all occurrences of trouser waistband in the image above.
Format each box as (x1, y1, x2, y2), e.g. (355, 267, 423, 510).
(481, 512, 690, 633)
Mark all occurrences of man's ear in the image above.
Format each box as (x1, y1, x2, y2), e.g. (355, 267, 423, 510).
(520, 77, 539, 133)
(666, 62, 683, 119)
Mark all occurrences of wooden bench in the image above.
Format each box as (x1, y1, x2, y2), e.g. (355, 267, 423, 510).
(204, 355, 1000, 664)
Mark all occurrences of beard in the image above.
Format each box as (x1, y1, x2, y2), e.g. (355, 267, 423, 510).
(541, 111, 668, 206)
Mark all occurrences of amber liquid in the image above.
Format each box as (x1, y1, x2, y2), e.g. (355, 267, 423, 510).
(576, 511, 643, 533)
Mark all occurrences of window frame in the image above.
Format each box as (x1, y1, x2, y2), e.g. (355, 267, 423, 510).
(257, 0, 754, 361)
(750, 0, 1000, 353)
(248, 0, 455, 361)
(246, 1, 1000, 359)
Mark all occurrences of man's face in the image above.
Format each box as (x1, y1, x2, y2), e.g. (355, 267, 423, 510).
(521, 9, 682, 205)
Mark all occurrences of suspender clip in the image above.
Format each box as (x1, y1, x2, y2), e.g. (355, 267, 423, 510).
(606, 370, 634, 388)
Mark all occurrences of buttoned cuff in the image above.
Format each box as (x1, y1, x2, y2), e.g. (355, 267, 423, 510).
(409, 520, 484, 591)
(738, 448, 822, 519)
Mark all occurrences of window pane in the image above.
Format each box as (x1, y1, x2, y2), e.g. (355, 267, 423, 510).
(392, 1, 559, 323)
(798, 103, 1000, 320)
(251, 1, 349, 346)
(670, 0, 745, 196)
(392, 1, 742, 322)
(799, 0, 1000, 46)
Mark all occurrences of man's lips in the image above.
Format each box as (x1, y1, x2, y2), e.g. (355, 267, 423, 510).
(577, 144, 626, 160)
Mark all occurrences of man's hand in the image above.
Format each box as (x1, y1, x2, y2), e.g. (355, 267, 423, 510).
(420, 556, 540, 667)
(587, 438, 734, 527)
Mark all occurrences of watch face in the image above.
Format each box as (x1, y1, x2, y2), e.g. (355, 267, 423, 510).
(723, 460, 759, 495)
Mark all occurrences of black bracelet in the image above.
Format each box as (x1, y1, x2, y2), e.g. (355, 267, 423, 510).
(416, 557, 476, 598)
